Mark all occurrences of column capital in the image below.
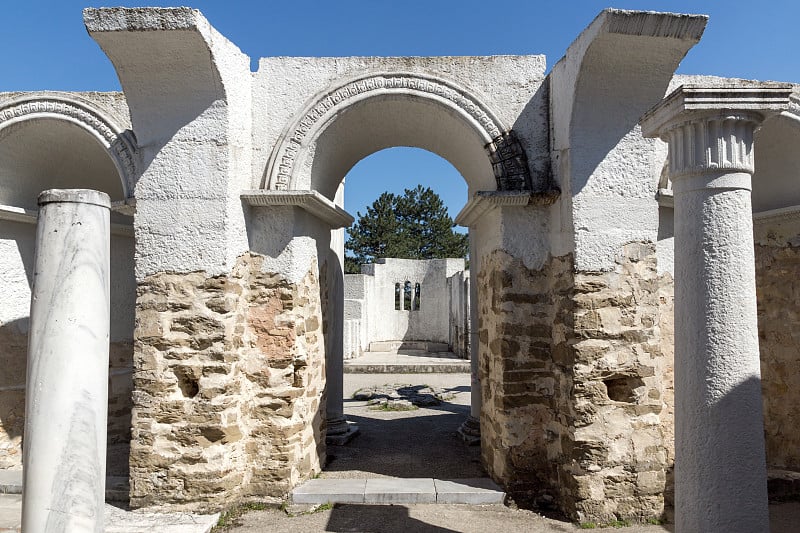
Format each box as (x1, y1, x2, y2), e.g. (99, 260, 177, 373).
(641, 85, 793, 180)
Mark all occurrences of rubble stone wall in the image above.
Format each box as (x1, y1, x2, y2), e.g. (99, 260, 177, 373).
(130, 253, 325, 511)
(478, 249, 574, 510)
(0, 327, 133, 469)
(568, 243, 671, 523)
(479, 244, 672, 523)
(755, 218, 800, 471)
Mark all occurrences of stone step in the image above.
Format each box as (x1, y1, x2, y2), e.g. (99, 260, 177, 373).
(0, 470, 129, 502)
(291, 477, 505, 505)
(369, 341, 450, 353)
(344, 362, 471, 373)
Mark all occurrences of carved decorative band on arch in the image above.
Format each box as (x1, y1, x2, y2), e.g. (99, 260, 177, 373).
(267, 73, 534, 191)
(0, 97, 138, 197)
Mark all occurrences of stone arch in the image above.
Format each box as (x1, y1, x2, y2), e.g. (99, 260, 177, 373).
(0, 94, 137, 199)
(264, 72, 530, 196)
(752, 99, 800, 212)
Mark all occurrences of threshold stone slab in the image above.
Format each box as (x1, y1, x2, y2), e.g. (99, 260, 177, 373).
(292, 478, 367, 504)
(434, 478, 505, 504)
(364, 478, 436, 504)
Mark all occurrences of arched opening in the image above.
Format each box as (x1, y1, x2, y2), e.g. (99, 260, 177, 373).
(293, 88, 486, 479)
(0, 115, 136, 481)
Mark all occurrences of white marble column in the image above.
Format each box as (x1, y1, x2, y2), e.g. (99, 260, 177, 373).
(326, 182, 359, 444)
(641, 85, 792, 533)
(458, 235, 480, 444)
(22, 189, 111, 533)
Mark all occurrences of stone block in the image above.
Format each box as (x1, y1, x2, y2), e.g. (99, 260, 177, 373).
(434, 478, 505, 504)
(364, 478, 436, 504)
(291, 478, 366, 504)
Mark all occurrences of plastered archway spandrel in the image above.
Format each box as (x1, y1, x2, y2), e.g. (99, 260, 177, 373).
(265, 72, 534, 194)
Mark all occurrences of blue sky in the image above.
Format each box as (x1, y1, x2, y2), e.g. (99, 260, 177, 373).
(1, 1, 797, 225)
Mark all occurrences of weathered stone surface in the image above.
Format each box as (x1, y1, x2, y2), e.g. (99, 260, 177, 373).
(129, 253, 325, 512)
(0, 322, 133, 470)
(756, 228, 800, 472)
(479, 245, 671, 523)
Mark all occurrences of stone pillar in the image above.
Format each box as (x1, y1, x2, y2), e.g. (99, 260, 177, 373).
(22, 189, 110, 533)
(641, 85, 792, 533)
(459, 235, 480, 444)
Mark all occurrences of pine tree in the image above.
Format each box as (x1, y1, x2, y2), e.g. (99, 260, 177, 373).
(345, 185, 468, 273)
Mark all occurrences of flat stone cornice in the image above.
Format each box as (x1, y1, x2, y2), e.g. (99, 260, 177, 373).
(454, 190, 558, 227)
(83, 7, 203, 32)
(241, 190, 354, 229)
(640, 84, 794, 138)
(753, 205, 800, 225)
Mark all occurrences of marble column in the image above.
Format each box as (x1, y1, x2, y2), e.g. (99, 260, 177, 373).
(641, 85, 792, 533)
(326, 183, 358, 445)
(458, 236, 480, 444)
(22, 189, 111, 533)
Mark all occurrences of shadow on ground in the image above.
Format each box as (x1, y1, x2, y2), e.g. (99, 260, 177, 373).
(325, 402, 484, 479)
(325, 504, 459, 533)
(327, 374, 482, 479)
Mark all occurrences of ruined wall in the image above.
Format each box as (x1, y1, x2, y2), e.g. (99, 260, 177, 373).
(479, 249, 574, 511)
(0, 323, 27, 469)
(343, 258, 467, 354)
(480, 244, 672, 523)
(130, 253, 325, 511)
(754, 216, 800, 472)
(568, 243, 671, 522)
(0, 219, 135, 470)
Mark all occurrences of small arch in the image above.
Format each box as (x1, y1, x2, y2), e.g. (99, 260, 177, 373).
(413, 283, 421, 311)
(403, 281, 412, 311)
(0, 94, 138, 199)
(752, 106, 800, 212)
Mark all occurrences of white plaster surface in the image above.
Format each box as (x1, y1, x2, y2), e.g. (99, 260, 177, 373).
(86, 7, 251, 278)
(252, 55, 549, 199)
(549, 9, 707, 272)
(343, 258, 466, 360)
(23, 190, 110, 533)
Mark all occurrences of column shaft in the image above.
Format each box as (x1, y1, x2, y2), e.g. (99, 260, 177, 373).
(22, 189, 111, 533)
(325, 225, 358, 444)
(673, 173, 768, 532)
(458, 236, 481, 444)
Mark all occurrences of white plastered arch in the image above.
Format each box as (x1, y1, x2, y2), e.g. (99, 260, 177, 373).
(264, 72, 509, 197)
(0, 94, 137, 199)
(751, 95, 800, 212)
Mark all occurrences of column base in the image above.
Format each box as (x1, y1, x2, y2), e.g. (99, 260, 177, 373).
(457, 416, 481, 446)
(326, 417, 360, 445)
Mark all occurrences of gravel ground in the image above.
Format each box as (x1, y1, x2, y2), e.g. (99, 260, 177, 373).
(229, 501, 800, 533)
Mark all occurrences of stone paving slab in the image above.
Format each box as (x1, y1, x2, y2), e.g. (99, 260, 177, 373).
(364, 478, 437, 504)
(0, 469, 128, 501)
(105, 505, 219, 533)
(0, 495, 218, 533)
(434, 478, 505, 504)
(0, 494, 21, 532)
(292, 478, 367, 504)
(0, 471, 21, 495)
(292, 477, 503, 506)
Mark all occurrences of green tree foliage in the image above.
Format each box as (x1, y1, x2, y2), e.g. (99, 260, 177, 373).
(345, 185, 468, 273)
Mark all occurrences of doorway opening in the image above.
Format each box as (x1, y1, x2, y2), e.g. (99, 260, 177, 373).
(324, 147, 481, 479)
